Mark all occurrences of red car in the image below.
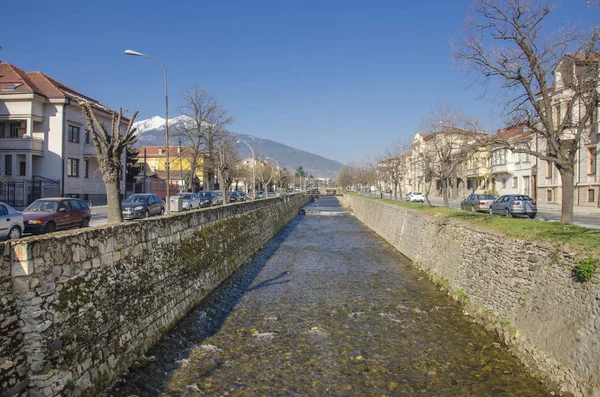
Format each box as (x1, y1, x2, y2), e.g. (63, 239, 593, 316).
(23, 198, 92, 234)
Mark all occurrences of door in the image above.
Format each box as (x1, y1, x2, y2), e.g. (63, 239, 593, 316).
(56, 200, 74, 229)
(151, 195, 161, 215)
(0, 204, 10, 237)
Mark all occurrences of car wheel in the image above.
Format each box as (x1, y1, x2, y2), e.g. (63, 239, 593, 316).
(489, 207, 494, 215)
(80, 218, 90, 228)
(529, 214, 536, 219)
(471, 205, 476, 212)
(44, 222, 56, 234)
(8, 226, 21, 240)
(504, 208, 512, 218)
(145, 210, 150, 218)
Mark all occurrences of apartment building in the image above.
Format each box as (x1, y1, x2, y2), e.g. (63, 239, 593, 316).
(0, 62, 126, 206)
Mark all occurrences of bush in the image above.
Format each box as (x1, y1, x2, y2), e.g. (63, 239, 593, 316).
(575, 257, 598, 282)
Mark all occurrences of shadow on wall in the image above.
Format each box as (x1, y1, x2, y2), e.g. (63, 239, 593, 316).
(105, 214, 305, 395)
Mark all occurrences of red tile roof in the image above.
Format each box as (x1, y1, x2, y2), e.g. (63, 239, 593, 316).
(138, 146, 198, 157)
(0, 62, 114, 113)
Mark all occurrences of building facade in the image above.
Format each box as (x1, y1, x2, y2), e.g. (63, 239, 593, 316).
(0, 63, 126, 206)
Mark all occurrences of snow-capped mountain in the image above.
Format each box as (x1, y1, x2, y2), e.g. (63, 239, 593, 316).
(131, 115, 343, 177)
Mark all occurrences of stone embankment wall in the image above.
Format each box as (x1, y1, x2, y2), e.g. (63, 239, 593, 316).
(341, 195, 600, 397)
(0, 195, 309, 396)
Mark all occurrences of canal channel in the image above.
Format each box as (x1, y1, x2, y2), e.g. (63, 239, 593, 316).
(106, 197, 551, 396)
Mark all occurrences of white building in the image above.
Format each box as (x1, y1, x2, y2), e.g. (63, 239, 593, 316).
(0, 63, 126, 206)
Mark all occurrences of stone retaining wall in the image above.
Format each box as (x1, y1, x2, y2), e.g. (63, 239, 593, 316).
(342, 195, 600, 397)
(0, 194, 309, 396)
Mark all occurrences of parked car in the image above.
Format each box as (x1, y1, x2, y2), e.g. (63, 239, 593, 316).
(460, 193, 496, 212)
(256, 190, 265, 199)
(213, 190, 223, 205)
(121, 193, 165, 219)
(405, 192, 425, 203)
(229, 191, 247, 202)
(197, 191, 215, 207)
(0, 202, 24, 240)
(23, 198, 92, 234)
(489, 194, 537, 218)
(177, 193, 200, 210)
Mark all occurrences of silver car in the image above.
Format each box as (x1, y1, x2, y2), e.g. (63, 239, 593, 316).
(461, 193, 496, 212)
(0, 202, 24, 240)
(489, 194, 537, 218)
(178, 193, 200, 210)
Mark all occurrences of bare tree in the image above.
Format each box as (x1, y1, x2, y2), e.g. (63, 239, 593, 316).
(379, 142, 410, 200)
(216, 137, 240, 204)
(454, 0, 599, 223)
(79, 102, 138, 223)
(418, 105, 482, 207)
(175, 84, 233, 191)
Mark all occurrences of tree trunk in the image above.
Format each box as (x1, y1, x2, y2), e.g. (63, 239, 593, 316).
(103, 168, 123, 224)
(442, 178, 449, 207)
(558, 166, 575, 224)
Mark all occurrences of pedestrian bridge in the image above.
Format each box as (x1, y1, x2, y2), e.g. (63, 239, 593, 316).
(106, 196, 550, 396)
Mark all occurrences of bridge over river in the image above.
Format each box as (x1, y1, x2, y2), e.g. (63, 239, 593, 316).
(106, 196, 550, 396)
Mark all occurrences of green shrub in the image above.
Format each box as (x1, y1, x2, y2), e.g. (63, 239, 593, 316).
(575, 257, 598, 282)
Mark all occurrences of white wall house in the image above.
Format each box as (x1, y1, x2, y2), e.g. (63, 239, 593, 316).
(0, 63, 126, 206)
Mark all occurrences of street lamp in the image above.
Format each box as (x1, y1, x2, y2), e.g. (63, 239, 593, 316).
(125, 49, 171, 214)
(237, 139, 255, 200)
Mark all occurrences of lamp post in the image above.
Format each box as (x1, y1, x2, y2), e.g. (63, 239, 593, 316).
(237, 139, 255, 200)
(125, 49, 171, 213)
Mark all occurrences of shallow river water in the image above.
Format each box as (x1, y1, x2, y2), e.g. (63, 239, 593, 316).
(106, 197, 551, 396)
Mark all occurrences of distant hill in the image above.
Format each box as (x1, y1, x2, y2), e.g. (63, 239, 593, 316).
(133, 116, 343, 178)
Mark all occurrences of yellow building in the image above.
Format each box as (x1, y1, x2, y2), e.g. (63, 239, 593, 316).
(136, 146, 204, 189)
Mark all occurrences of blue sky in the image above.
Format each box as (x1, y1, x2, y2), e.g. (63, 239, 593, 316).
(1, 0, 597, 164)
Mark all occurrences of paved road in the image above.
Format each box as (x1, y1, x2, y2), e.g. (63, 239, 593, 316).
(107, 197, 550, 396)
(369, 192, 600, 229)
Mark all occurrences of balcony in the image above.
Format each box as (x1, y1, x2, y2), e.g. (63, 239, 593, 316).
(0, 137, 43, 155)
(82, 144, 96, 157)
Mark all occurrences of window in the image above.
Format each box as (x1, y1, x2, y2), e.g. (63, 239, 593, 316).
(501, 179, 506, 189)
(0, 124, 4, 138)
(512, 177, 518, 188)
(10, 123, 18, 138)
(0, 205, 7, 216)
(68, 125, 80, 143)
(588, 148, 597, 175)
(588, 189, 595, 203)
(555, 103, 561, 126)
(547, 190, 553, 202)
(545, 161, 553, 178)
(67, 158, 79, 177)
(4, 155, 12, 176)
(70, 200, 85, 210)
(85, 130, 91, 144)
(84, 160, 89, 178)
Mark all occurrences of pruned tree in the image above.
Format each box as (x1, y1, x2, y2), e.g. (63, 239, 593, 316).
(379, 142, 410, 200)
(216, 137, 240, 204)
(79, 102, 138, 223)
(175, 84, 233, 192)
(453, 0, 599, 223)
(418, 105, 482, 207)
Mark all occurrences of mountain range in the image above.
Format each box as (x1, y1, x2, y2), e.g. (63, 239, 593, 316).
(132, 116, 343, 178)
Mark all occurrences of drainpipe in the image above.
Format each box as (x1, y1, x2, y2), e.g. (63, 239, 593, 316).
(61, 98, 70, 197)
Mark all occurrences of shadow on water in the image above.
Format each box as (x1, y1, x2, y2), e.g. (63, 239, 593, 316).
(105, 215, 306, 396)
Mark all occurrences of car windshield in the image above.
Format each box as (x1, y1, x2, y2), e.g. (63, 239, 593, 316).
(198, 192, 210, 198)
(25, 200, 59, 212)
(179, 194, 192, 200)
(125, 195, 148, 203)
(413, 192, 423, 195)
(477, 194, 495, 200)
(214, 191, 222, 197)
